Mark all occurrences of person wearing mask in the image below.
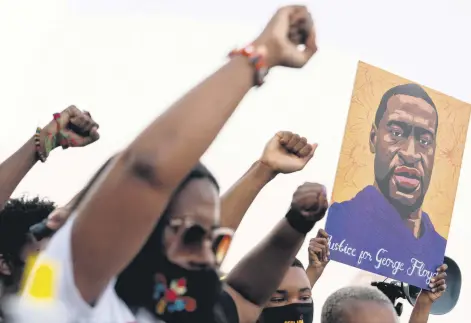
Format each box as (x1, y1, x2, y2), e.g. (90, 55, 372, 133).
(256, 229, 329, 323)
(18, 5, 318, 323)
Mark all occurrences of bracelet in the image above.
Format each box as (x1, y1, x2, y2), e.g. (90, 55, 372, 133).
(285, 208, 316, 234)
(228, 44, 268, 86)
(34, 127, 47, 163)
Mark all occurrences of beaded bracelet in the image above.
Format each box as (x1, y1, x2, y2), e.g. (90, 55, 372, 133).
(34, 127, 47, 163)
(34, 113, 62, 163)
(228, 44, 268, 86)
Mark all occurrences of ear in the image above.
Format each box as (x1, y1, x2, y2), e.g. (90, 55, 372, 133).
(0, 254, 12, 276)
(369, 124, 377, 154)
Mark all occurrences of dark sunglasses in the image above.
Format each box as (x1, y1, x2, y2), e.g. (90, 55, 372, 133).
(167, 218, 234, 266)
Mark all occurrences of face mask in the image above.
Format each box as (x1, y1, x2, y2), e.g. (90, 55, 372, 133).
(149, 253, 223, 323)
(259, 303, 313, 323)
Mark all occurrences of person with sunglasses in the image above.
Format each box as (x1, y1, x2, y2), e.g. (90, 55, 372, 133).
(17, 5, 318, 323)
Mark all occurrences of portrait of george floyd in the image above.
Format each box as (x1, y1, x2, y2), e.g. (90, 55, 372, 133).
(325, 61, 471, 290)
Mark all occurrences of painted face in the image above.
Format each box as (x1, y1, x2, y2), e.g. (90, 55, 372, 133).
(372, 94, 437, 211)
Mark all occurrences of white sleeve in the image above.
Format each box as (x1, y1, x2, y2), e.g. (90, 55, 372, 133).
(20, 214, 94, 318)
(19, 214, 136, 323)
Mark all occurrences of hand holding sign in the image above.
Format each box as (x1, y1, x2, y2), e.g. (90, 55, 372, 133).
(309, 229, 330, 267)
(420, 263, 448, 303)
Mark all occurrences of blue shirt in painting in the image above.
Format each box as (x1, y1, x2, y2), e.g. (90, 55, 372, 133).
(325, 185, 447, 290)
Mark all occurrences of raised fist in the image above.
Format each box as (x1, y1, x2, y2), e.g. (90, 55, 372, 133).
(254, 5, 317, 68)
(308, 229, 330, 269)
(41, 106, 100, 156)
(291, 182, 328, 223)
(259, 131, 317, 174)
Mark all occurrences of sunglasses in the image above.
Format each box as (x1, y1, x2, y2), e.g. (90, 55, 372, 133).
(167, 218, 234, 266)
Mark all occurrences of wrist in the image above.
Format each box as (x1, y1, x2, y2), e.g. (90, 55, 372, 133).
(253, 160, 278, 181)
(39, 129, 59, 158)
(416, 292, 434, 306)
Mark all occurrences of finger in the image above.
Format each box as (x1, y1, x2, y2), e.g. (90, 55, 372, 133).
(437, 263, 448, 272)
(285, 133, 301, 150)
(292, 137, 307, 154)
(70, 115, 87, 129)
(89, 126, 100, 142)
(317, 228, 329, 239)
(299, 143, 318, 160)
(58, 105, 81, 128)
(277, 131, 293, 145)
(432, 284, 446, 293)
(321, 239, 329, 261)
(431, 272, 447, 283)
(431, 278, 446, 289)
(303, 14, 317, 56)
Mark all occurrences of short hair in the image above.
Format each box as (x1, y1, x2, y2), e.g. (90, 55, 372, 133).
(0, 197, 55, 281)
(291, 258, 305, 270)
(321, 286, 397, 323)
(374, 83, 438, 132)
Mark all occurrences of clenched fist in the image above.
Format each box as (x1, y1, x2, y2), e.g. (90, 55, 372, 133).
(253, 5, 317, 68)
(291, 182, 328, 223)
(41, 105, 100, 157)
(259, 131, 317, 174)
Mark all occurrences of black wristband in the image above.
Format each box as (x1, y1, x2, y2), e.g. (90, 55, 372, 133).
(285, 208, 316, 234)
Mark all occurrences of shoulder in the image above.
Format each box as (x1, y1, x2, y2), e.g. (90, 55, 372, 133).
(222, 284, 260, 323)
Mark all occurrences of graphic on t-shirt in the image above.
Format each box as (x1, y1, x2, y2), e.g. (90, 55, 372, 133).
(153, 273, 197, 314)
(325, 61, 471, 289)
(25, 259, 59, 300)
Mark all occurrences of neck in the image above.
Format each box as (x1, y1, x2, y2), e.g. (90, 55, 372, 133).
(372, 183, 423, 238)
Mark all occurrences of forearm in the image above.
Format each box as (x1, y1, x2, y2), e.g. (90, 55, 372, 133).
(408, 295, 432, 323)
(226, 218, 305, 305)
(0, 137, 38, 210)
(306, 265, 324, 288)
(126, 56, 255, 189)
(221, 161, 276, 230)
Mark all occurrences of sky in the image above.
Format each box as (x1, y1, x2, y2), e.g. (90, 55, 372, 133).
(1, 0, 470, 322)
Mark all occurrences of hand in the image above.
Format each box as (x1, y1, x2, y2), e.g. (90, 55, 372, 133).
(420, 264, 448, 303)
(45, 206, 72, 231)
(260, 131, 317, 174)
(254, 5, 317, 68)
(41, 106, 100, 156)
(291, 182, 328, 223)
(308, 229, 330, 269)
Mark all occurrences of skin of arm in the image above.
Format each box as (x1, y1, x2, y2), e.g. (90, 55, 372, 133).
(224, 182, 328, 323)
(70, 56, 259, 303)
(220, 162, 277, 231)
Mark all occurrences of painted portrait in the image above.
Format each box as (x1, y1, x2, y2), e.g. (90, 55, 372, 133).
(325, 61, 471, 289)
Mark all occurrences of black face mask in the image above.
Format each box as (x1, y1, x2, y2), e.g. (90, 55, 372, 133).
(259, 303, 313, 323)
(146, 252, 223, 323)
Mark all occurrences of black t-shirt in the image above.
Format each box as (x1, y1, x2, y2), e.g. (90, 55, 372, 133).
(216, 289, 239, 323)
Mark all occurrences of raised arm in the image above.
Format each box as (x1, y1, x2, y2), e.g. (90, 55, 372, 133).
(305, 228, 330, 288)
(224, 182, 328, 323)
(0, 109, 99, 210)
(69, 6, 318, 304)
(221, 131, 317, 230)
(408, 264, 447, 323)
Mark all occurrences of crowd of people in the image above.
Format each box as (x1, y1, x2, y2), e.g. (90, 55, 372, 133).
(0, 5, 449, 323)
